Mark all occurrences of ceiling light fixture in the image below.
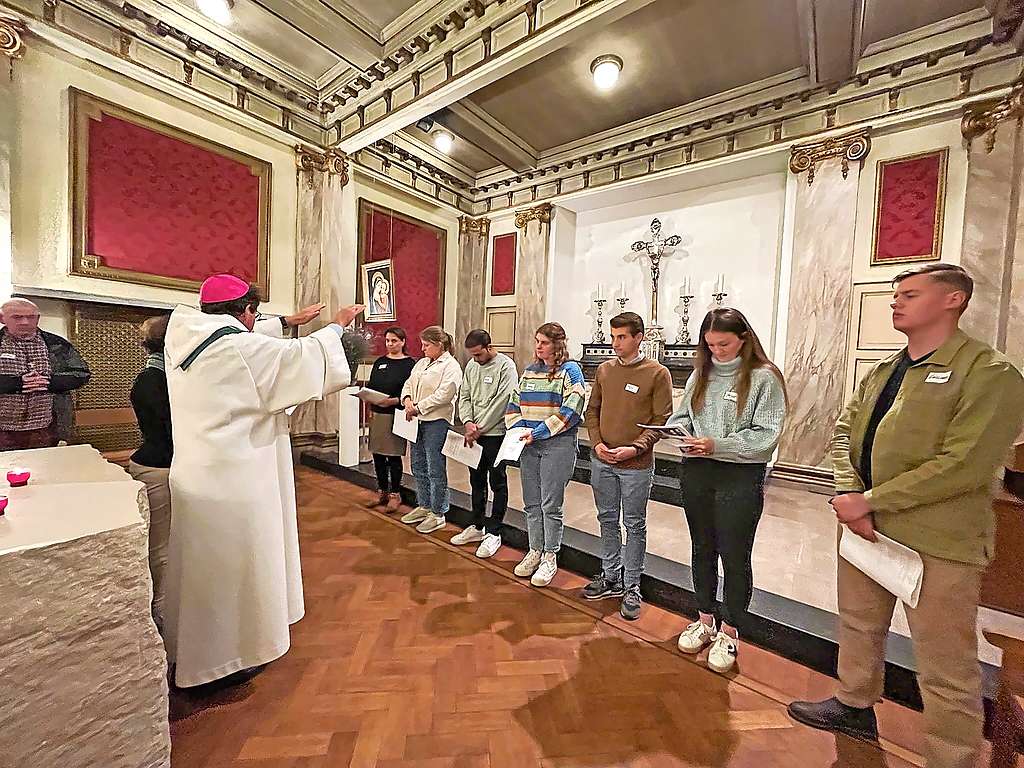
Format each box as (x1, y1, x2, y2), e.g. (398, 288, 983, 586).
(197, 0, 234, 25)
(590, 54, 623, 90)
(432, 128, 455, 153)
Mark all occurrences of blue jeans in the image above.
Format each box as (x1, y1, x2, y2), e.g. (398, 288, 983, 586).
(410, 419, 450, 517)
(590, 458, 655, 590)
(519, 431, 578, 553)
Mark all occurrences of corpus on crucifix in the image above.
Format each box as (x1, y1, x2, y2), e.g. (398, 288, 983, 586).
(630, 218, 682, 358)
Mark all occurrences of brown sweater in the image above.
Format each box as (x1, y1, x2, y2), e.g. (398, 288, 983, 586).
(584, 355, 674, 469)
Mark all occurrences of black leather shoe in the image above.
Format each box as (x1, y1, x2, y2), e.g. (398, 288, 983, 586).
(787, 697, 878, 742)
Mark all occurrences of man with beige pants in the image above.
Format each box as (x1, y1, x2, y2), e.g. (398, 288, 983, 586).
(789, 263, 1024, 768)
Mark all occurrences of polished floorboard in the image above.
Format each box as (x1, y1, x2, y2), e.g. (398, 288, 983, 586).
(169, 467, 939, 768)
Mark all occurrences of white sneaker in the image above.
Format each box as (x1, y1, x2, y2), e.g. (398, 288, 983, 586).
(400, 506, 430, 525)
(530, 552, 557, 587)
(451, 525, 485, 546)
(677, 620, 716, 654)
(513, 550, 542, 577)
(415, 513, 446, 534)
(707, 631, 738, 673)
(475, 533, 501, 559)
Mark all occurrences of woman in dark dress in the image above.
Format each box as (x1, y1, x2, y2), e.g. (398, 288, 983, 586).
(367, 327, 416, 511)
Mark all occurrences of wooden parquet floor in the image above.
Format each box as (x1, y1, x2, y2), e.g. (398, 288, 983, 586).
(169, 467, 924, 768)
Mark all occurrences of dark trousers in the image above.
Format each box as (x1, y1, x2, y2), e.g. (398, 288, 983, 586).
(678, 458, 767, 629)
(373, 454, 403, 494)
(468, 435, 508, 535)
(0, 424, 58, 451)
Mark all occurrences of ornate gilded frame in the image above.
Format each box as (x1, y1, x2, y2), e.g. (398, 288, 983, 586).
(870, 147, 948, 266)
(69, 88, 272, 297)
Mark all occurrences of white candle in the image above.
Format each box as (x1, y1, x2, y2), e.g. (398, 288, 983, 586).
(597, 283, 605, 300)
(619, 282, 625, 297)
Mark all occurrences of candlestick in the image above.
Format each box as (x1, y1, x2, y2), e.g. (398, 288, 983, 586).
(593, 298, 608, 344)
(675, 294, 694, 344)
(616, 296, 628, 312)
(712, 290, 729, 307)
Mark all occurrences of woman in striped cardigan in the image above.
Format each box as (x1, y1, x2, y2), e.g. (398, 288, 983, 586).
(505, 322, 587, 587)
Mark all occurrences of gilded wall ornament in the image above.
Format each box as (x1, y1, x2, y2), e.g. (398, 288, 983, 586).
(961, 79, 1024, 153)
(789, 129, 872, 185)
(295, 146, 348, 189)
(514, 203, 553, 229)
(458, 216, 490, 239)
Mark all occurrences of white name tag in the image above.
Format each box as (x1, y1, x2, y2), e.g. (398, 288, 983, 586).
(925, 371, 951, 384)
(524, 382, 535, 391)
(624, 383, 639, 394)
(378, 363, 387, 369)
(0, 353, 15, 360)
(484, 376, 494, 384)
(724, 391, 738, 402)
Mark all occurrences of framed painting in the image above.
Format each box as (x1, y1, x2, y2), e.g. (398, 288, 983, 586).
(490, 232, 517, 296)
(870, 148, 948, 265)
(362, 259, 397, 322)
(70, 88, 272, 297)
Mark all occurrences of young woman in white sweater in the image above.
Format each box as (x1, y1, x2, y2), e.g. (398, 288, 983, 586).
(667, 307, 788, 674)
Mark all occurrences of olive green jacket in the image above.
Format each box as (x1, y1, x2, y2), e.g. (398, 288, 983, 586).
(831, 330, 1024, 565)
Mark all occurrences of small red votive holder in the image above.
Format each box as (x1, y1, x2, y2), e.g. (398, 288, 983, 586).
(0, 496, 8, 515)
(6, 469, 31, 487)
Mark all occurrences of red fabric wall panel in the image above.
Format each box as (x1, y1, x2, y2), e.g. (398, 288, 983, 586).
(873, 151, 946, 263)
(86, 114, 261, 282)
(360, 204, 445, 357)
(491, 232, 517, 296)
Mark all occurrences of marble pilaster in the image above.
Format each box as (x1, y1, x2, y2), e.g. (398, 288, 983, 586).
(776, 154, 864, 469)
(0, 13, 26, 299)
(514, 204, 553, 367)
(453, 216, 489, 363)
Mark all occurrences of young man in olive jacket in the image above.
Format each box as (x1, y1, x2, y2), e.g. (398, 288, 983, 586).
(789, 264, 1024, 768)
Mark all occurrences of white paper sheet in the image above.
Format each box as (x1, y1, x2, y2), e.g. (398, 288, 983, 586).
(839, 527, 924, 608)
(392, 413, 420, 443)
(441, 430, 483, 469)
(496, 427, 532, 464)
(637, 423, 693, 438)
(350, 387, 391, 406)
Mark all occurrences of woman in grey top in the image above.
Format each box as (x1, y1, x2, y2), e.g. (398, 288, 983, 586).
(667, 307, 788, 674)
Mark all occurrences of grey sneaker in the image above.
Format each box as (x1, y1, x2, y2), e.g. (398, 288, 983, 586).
(619, 586, 642, 621)
(582, 573, 625, 600)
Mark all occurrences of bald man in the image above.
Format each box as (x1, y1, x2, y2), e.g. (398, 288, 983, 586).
(0, 298, 91, 450)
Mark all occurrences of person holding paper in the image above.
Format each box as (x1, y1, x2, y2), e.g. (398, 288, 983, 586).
(504, 322, 587, 588)
(367, 327, 416, 512)
(451, 330, 519, 558)
(399, 326, 463, 535)
(789, 264, 1024, 768)
(666, 308, 787, 674)
(581, 313, 673, 620)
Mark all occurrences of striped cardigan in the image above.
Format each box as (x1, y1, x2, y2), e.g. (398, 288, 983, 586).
(504, 361, 586, 440)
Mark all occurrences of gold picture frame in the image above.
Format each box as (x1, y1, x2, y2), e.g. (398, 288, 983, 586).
(870, 147, 948, 266)
(362, 259, 397, 323)
(69, 88, 272, 298)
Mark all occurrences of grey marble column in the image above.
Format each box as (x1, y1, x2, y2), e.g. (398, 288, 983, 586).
(514, 204, 553, 367)
(453, 216, 489, 364)
(0, 14, 26, 298)
(777, 148, 866, 471)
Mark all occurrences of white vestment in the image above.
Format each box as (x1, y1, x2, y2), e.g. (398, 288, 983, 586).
(163, 306, 350, 687)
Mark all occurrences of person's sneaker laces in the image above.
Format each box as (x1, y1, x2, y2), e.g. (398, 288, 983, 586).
(530, 552, 557, 587)
(707, 631, 738, 673)
(513, 550, 542, 577)
(677, 620, 716, 654)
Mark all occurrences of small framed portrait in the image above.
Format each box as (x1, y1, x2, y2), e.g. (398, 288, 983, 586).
(362, 259, 397, 322)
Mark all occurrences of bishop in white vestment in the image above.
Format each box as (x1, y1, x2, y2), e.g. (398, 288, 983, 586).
(162, 274, 362, 688)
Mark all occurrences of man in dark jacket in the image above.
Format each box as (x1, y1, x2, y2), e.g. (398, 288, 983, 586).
(0, 298, 91, 450)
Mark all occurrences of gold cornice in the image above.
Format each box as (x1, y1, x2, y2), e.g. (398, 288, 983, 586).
(296, 146, 348, 189)
(458, 216, 490, 239)
(961, 79, 1024, 152)
(789, 128, 872, 184)
(0, 13, 27, 61)
(514, 203, 553, 229)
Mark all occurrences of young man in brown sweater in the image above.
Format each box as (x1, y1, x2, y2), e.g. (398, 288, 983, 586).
(582, 312, 674, 619)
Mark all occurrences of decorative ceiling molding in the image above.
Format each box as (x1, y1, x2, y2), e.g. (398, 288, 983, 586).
(961, 77, 1024, 151)
(295, 146, 349, 188)
(514, 202, 552, 229)
(458, 215, 490, 238)
(351, 148, 475, 213)
(789, 128, 872, 184)
(0, 11, 26, 59)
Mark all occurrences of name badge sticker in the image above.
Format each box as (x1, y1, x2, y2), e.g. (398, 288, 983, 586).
(378, 364, 388, 370)
(524, 382, 535, 391)
(624, 383, 639, 394)
(484, 376, 494, 384)
(724, 391, 739, 402)
(925, 371, 952, 384)
(0, 353, 15, 360)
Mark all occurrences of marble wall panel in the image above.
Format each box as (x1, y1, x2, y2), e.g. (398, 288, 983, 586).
(514, 211, 552, 367)
(452, 224, 488, 364)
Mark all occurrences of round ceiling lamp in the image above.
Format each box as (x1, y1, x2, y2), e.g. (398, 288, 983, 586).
(197, 0, 234, 25)
(590, 54, 623, 90)
(432, 128, 455, 153)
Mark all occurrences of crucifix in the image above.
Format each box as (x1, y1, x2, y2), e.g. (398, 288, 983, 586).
(631, 218, 682, 355)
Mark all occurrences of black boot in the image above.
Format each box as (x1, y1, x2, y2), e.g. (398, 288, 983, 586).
(787, 697, 878, 742)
